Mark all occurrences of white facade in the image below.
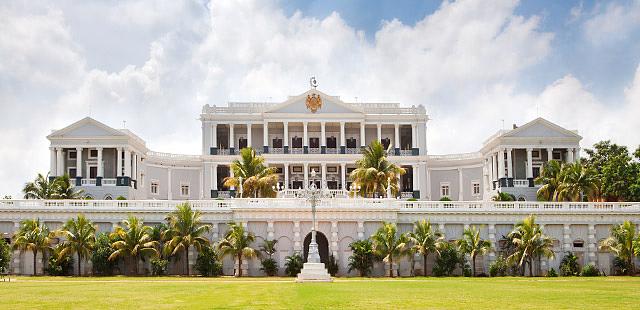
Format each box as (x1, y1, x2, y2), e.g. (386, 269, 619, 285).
(46, 87, 581, 202)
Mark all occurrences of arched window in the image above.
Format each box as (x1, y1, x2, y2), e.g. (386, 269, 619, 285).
(104, 195, 113, 200)
(517, 196, 526, 201)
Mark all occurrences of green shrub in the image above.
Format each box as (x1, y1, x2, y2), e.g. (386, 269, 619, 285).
(46, 245, 73, 276)
(260, 258, 278, 276)
(560, 252, 580, 276)
(612, 256, 630, 276)
(348, 239, 374, 277)
(581, 264, 600, 277)
(284, 253, 304, 277)
(406, 198, 417, 201)
(547, 268, 558, 277)
(91, 233, 115, 275)
(432, 243, 464, 276)
(151, 258, 169, 276)
(194, 245, 222, 277)
(489, 255, 509, 277)
(116, 196, 127, 200)
(0, 238, 10, 274)
(327, 254, 339, 276)
(439, 196, 452, 201)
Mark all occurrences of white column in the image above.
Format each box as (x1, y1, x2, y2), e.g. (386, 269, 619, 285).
(75, 147, 83, 177)
(303, 121, 308, 148)
(263, 121, 268, 148)
(211, 123, 217, 149)
(497, 149, 505, 179)
(412, 164, 418, 191)
(56, 147, 64, 176)
(49, 147, 57, 177)
(458, 168, 464, 201)
(321, 163, 327, 187)
(575, 147, 581, 161)
(303, 163, 309, 189)
(547, 148, 553, 162)
(411, 123, 417, 149)
(491, 153, 497, 182)
(212, 164, 218, 190)
(283, 122, 289, 148)
(132, 153, 138, 180)
(506, 148, 513, 178)
(124, 149, 132, 178)
(339, 122, 345, 147)
(116, 148, 123, 177)
(247, 123, 252, 148)
(340, 163, 346, 190)
(394, 123, 400, 149)
(360, 122, 366, 147)
(167, 168, 172, 200)
(229, 124, 235, 149)
(526, 148, 533, 179)
(567, 148, 574, 163)
(97, 147, 103, 178)
(284, 163, 289, 190)
(376, 123, 382, 142)
(320, 121, 326, 147)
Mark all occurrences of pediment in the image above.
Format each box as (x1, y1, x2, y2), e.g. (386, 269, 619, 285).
(503, 118, 581, 139)
(48, 117, 126, 138)
(265, 89, 363, 114)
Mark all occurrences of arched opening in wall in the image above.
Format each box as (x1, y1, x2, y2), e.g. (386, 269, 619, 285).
(517, 196, 526, 201)
(104, 195, 113, 200)
(303, 231, 329, 264)
(84, 195, 94, 200)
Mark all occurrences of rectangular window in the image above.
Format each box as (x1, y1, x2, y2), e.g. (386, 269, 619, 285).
(440, 183, 450, 198)
(472, 182, 481, 195)
(68, 150, 77, 160)
(238, 138, 247, 149)
(552, 151, 562, 160)
(68, 168, 77, 178)
(150, 181, 159, 195)
(89, 149, 98, 159)
(346, 137, 357, 148)
(181, 184, 190, 197)
(327, 166, 337, 173)
(89, 166, 97, 178)
(292, 136, 303, 148)
(326, 136, 337, 148)
(272, 138, 283, 148)
(532, 150, 541, 159)
(309, 137, 320, 148)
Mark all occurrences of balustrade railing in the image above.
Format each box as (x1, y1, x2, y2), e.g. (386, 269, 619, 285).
(308, 148, 320, 154)
(346, 148, 360, 154)
(271, 148, 284, 154)
(399, 149, 412, 156)
(102, 178, 117, 186)
(80, 179, 96, 186)
(218, 149, 230, 155)
(513, 179, 529, 187)
(326, 148, 338, 154)
(290, 148, 304, 154)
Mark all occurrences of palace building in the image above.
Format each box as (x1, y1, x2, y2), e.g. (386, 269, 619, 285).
(45, 85, 581, 202)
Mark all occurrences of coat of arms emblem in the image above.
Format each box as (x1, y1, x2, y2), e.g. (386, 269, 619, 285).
(305, 93, 322, 113)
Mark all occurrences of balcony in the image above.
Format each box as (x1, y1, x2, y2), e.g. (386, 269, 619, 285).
(79, 178, 118, 186)
(513, 179, 530, 187)
(308, 148, 321, 154)
(325, 148, 338, 154)
(218, 149, 231, 155)
(271, 147, 284, 154)
(291, 148, 304, 154)
(346, 148, 360, 154)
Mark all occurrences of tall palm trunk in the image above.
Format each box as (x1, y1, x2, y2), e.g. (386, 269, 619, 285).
(184, 245, 190, 276)
(423, 254, 428, 276)
(389, 255, 394, 278)
(33, 249, 38, 276)
(134, 254, 139, 275)
(77, 252, 82, 276)
(472, 254, 477, 277)
(528, 259, 533, 277)
(237, 254, 243, 277)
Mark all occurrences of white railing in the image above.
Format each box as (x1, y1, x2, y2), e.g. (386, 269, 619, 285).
(102, 178, 117, 186)
(146, 151, 201, 161)
(346, 148, 360, 154)
(271, 148, 284, 154)
(399, 149, 413, 156)
(400, 192, 414, 199)
(326, 148, 338, 154)
(2, 199, 639, 213)
(308, 148, 320, 154)
(80, 179, 96, 186)
(218, 149, 230, 155)
(513, 179, 530, 187)
(428, 152, 483, 161)
(290, 148, 304, 154)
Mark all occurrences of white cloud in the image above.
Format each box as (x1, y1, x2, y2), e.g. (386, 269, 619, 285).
(0, 0, 638, 198)
(583, 0, 640, 44)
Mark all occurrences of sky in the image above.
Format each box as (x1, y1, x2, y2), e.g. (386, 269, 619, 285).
(1, 0, 640, 198)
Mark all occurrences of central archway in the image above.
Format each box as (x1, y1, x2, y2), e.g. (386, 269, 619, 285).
(303, 231, 329, 264)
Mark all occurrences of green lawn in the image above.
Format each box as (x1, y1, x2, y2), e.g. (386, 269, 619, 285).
(1, 276, 638, 309)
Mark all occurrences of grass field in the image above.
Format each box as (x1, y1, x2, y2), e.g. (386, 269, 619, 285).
(1, 276, 638, 309)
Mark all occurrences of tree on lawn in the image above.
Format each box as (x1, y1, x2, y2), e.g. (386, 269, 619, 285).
(408, 219, 444, 276)
(12, 219, 51, 275)
(456, 226, 492, 276)
(109, 216, 159, 275)
(164, 203, 211, 275)
(371, 222, 409, 277)
(218, 222, 257, 277)
(599, 221, 638, 275)
(54, 215, 96, 276)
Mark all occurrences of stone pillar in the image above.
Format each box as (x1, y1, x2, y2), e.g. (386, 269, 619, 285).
(547, 148, 553, 162)
(247, 123, 252, 148)
(293, 221, 302, 252)
(412, 164, 419, 199)
(458, 168, 464, 201)
(491, 153, 497, 188)
(394, 123, 400, 155)
(567, 148, 574, 163)
(211, 122, 218, 155)
(321, 163, 327, 187)
(588, 224, 597, 265)
(263, 121, 269, 154)
(49, 147, 57, 177)
(56, 147, 64, 176)
(167, 167, 173, 200)
(357, 221, 365, 240)
(96, 147, 103, 186)
(411, 123, 418, 155)
(331, 221, 339, 258)
(340, 163, 346, 190)
(320, 121, 326, 154)
(526, 148, 534, 187)
(563, 224, 572, 253)
(116, 147, 123, 177)
(267, 221, 275, 240)
(132, 153, 138, 181)
(229, 124, 235, 154)
(497, 148, 505, 187)
(539, 224, 547, 273)
(488, 224, 497, 264)
(283, 121, 289, 154)
(75, 147, 83, 177)
(303, 163, 309, 189)
(506, 148, 513, 186)
(339, 121, 345, 154)
(303, 121, 309, 154)
(124, 149, 131, 178)
(575, 147, 581, 161)
(284, 163, 289, 190)
(211, 164, 218, 198)
(376, 123, 382, 142)
(360, 122, 366, 148)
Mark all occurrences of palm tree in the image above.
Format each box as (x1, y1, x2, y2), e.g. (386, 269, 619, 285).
(508, 215, 555, 276)
(408, 220, 444, 276)
(350, 140, 405, 198)
(556, 161, 600, 202)
(223, 147, 278, 198)
(12, 219, 51, 275)
(599, 221, 637, 275)
(164, 203, 211, 275)
(456, 226, 492, 276)
(371, 222, 409, 277)
(535, 160, 563, 201)
(218, 222, 257, 277)
(55, 215, 96, 276)
(260, 239, 278, 259)
(109, 216, 159, 275)
(52, 174, 84, 199)
(491, 192, 515, 202)
(23, 173, 57, 199)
